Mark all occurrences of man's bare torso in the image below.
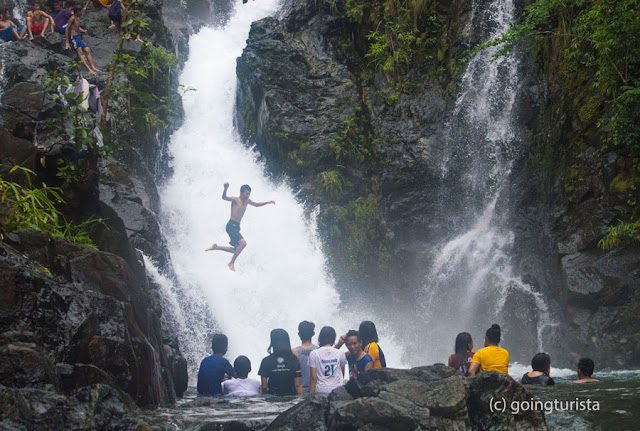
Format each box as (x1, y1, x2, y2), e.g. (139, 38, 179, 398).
(68, 16, 81, 36)
(0, 19, 14, 30)
(230, 198, 250, 223)
(29, 10, 47, 25)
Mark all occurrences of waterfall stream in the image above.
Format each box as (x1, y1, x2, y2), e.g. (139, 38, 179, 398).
(417, 0, 556, 364)
(156, 0, 404, 381)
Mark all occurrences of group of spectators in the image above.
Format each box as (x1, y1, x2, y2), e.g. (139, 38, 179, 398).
(198, 321, 601, 398)
(0, 0, 133, 74)
(448, 323, 600, 386)
(197, 320, 386, 397)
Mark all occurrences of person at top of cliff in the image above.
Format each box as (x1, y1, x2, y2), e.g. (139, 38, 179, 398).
(65, 4, 101, 74)
(0, 8, 27, 42)
(197, 334, 236, 396)
(467, 324, 509, 375)
(343, 330, 373, 380)
(222, 355, 261, 397)
(205, 182, 275, 271)
(521, 353, 555, 386)
(567, 358, 600, 384)
(26, 3, 55, 40)
(448, 332, 474, 376)
(55, 0, 90, 34)
(292, 320, 317, 393)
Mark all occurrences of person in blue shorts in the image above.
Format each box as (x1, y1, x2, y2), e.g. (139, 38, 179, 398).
(0, 8, 27, 42)
(197, 334, 236, 396)
(65, 5, 100, 74)
(206, 182, 275, 271)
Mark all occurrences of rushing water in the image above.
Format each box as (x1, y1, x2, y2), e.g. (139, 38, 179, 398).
(416, 0, 556, 365)
(157, 0, 404, 381)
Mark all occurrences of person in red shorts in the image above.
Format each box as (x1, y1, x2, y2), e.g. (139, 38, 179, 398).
(26, 3, 55, 40)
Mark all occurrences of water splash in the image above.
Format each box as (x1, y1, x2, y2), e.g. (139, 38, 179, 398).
(419, 0, 554, 363)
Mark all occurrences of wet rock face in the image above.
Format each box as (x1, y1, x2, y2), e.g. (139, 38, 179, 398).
(0, 230, 175, 408)
(266, 365, 546, 431)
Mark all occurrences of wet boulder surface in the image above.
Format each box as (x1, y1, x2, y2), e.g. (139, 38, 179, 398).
(266, 366, 546, 431)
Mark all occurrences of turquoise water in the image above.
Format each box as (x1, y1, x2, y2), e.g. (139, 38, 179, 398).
(142, 369, 640, 430)
(510, 365, 640, 430)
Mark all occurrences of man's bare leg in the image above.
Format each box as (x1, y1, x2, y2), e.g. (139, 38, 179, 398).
(205, 243, 235, 253)
(27, 17, 34, 40)
(228, 239, 246, 272)
(84, 47, 101, 72)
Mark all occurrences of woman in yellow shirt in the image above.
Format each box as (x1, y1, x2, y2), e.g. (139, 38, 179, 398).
(467, 324, 509, 375)
(359, 321, 386, 368)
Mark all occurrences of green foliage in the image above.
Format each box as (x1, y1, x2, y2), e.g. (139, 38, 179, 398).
(477, 0, 640, 155)
(319, 169, 346, 198)
(329, 107, 373, 164)
(114, 43, 180, 135)
(321, 193, 389, 272)
(0, 166, 100, 249)
(598, 221, 640, 250)
(360, 1, 440, 80)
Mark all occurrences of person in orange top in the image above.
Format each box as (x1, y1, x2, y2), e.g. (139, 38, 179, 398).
(467, 324, 509, 375)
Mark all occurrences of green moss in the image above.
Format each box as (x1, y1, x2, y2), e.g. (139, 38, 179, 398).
(610, 174, 637, 193)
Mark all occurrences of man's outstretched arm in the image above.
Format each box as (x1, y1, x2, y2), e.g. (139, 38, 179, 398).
(249, 199, 275, 207)
(222, 182, 234, 201)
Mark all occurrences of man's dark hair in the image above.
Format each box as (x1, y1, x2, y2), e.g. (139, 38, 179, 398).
(211, 334, 228, 354)
(298, 320, 315, 342)
(577, 358, 595, 377)
(240, 184, 251, 193)
(486, 324, 501, 344)
(531, 353, 551, 372)
(71, 5, 82, 14)
(345, 330, 359, 341)
(318, 326, 336, 346)
(233, 355, 251, 378)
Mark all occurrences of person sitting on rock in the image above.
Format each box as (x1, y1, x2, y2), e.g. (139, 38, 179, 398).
(291, 320, 317, 393)
(309, 326, 347, 395)
(26, 2, 55, 40)
(467, 324, 509, 375)
(343, 330, 373, 380)
(0, 8, 27, 42)
(65, 4, 101, 74)
(567, 358, 600, 384)
(448, 332, 475, 376)
(197, 334, 236, 396)
(521, 353, 555, 386)
(258, 329, 302, 395)
(222, 356, 261, 397)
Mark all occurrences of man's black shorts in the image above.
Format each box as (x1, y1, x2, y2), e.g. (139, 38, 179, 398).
(225, 220, 243, 247)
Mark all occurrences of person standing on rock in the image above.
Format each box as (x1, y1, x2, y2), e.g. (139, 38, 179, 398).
(467, 324, 510, 376)
(65, 5, 101, 74)
(205, 182, 275, 271)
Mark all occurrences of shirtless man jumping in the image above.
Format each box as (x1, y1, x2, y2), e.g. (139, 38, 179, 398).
(206, 183, 275, 271)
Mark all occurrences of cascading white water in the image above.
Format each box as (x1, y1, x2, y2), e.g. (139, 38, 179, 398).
(157, 0, 405, 380)
(419, 0, 555, 363)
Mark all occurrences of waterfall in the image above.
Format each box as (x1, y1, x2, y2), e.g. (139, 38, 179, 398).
(158, 0, 405, 380)
(418, 0, 556, 364)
